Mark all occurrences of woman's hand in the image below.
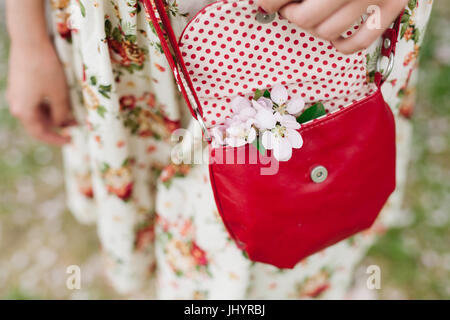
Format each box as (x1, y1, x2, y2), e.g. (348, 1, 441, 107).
(7, 42, 74, 145)
(6, 0, 74, 146)
(257, 0, 408, 54)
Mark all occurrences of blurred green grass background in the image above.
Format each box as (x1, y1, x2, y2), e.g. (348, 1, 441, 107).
(0, 2, 449, 299)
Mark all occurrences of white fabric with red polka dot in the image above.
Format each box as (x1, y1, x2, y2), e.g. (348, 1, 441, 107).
(179, 0, 377, 127)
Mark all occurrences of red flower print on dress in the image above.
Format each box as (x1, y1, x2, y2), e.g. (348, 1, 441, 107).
(105, 16, 146, 71)
(135, 223, 155, 252)
(108, 39, 145, 68)
(120, 93, 181, 139)
(143, 92, 157, 108)
(295, 270, 331, 298)
(50, 1, 73, 42)
(102, 161, 134, 201)
(160, 164, 192, 187)
(403, 27, 414, 41)
(154, 63, 166, 72)
(120, 95, 137, 110)
(403, 45, 420, 67)
(57, 21, 72, 40)
(50, 0, 70, 9)
(190, 242, 208, 266)
(398, 86, 417, 119)
(75, 172, 94, 198)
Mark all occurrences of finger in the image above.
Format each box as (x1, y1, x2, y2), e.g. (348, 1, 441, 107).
(22, 107, 70, 146)
(61, 118, 79, 127)
(24, 121, 70, 146)
(279, 0, 349, 30)
(46, 83, 74, 127)
(8, 99, 28, 119)
(312, 0, 370, 41)
(7, 91, 37, 120)
(257, 0, 292, 14)
(332, 0, 408, 54)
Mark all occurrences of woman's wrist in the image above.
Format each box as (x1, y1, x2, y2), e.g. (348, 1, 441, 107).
(8, 31, 52, 49)
(6, 0, 51, 48)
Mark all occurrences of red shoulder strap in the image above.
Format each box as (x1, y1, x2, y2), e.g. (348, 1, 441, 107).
(375, 10, 405, 86)
(142, 0, 203, 121)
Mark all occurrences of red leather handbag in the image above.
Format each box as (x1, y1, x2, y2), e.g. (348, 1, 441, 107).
(143, 0, 400, 268)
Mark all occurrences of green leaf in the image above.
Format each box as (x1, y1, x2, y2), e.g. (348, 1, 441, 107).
(97, 105, 107, 118)
(112, 27, 122, 41)
(99, 84, 112, 92)
(296, 102, 326, 124)
(400, 23, 408, 39)
(99, 91, 110, 99)
(122, 157, 130, 167)
(105, 20, 112, 37)
(79, 1, 86, 18)
(125, 34, 137, 43)
(90, 76, 97, 86)
(251, 137, 266, 156)
(408, 0, 417, 11)
(413, 28, 420, 43)
(401, 12, 410, 24)
(100, 162, 110, 174)
(98, 84, 112, 99)
(254, 89, 263, 100)
(254, 89, 271, 101)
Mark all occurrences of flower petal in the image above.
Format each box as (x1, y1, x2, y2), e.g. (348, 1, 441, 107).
(255, 107, 277, 130)
(227, 136, 247, 148)
(238, 106, 257, 121)
(287, 129, 304, 149)
(226, 125, 241, 137)
(286, 98, 305, 115)
(211, 126, 226, 146)
(273, 137, 293, 161)
(231, 96, 251, 114)
(247, 127, 257, 144)
(245, 118, 256, 127)
(280, 114, 301, 130)
(271, 85, 288, 105)
(225, 115, 242, 127)
(256, 97, 273, 110)
(262, 130, 274, 150)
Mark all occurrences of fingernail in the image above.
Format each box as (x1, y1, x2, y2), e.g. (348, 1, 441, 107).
(258, 7, 267, 14)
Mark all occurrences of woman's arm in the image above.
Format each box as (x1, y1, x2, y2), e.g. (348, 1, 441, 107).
(258, 0, 408, 54)
(6, 0, 74, 145)
(6, 0, 49, 48)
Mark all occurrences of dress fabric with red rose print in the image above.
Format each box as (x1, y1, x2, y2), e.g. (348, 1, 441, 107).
(48, 0, 433, 298)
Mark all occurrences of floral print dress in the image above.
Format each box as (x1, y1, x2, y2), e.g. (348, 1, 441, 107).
(49, 0, 433, 298)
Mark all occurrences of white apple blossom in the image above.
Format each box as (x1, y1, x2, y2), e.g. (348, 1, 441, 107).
(225, 118, 257, 148)
(255, 97, 273, 110)
(262, 113, 303, 162)
(270, 85, 289, 105)
(214, 90, 306, 161)
(211, 125, 227, 148)
(270, 85, 305, 116)
(231, 96, 257, 122)
(252, 100, 277, 130)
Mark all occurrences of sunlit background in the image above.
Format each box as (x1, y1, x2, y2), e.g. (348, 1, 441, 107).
(0, 2, 449, 299)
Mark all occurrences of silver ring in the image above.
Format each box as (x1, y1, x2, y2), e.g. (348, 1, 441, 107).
(376, 52, 395, 81)
(194, 109, 212, 143)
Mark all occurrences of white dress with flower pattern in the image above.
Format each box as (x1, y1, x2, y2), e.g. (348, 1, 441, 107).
(49, 0, 433, 298)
